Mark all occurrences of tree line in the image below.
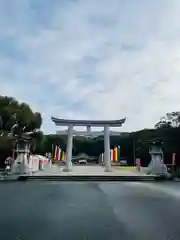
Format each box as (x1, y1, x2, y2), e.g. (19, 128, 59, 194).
(0, 95, 180, 167)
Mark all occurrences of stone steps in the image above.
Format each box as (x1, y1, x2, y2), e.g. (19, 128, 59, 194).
(16, 175, 166, 182)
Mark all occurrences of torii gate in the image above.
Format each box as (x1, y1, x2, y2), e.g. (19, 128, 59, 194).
(51, 117, 126, 172)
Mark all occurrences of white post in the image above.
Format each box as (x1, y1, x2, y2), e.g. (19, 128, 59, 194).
(104, 124, 111, 172)
(86, 125, 91, 135)
(49, 158, 52, 169)
(102, 153, 104, 163)
(64, 124, 73, 172)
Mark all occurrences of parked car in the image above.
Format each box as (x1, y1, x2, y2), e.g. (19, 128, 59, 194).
(78, 159, 87, 164)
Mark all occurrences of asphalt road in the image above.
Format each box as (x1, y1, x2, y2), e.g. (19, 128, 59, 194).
(0, 181, 180, 240)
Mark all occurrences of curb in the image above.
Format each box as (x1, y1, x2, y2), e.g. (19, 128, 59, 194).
(16, 175, 174, 182)
(0, 175, 178, 182)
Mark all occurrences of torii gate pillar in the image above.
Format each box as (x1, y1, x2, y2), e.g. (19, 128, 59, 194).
(63, 124, 73, 172)
(104, 124, 111, 172)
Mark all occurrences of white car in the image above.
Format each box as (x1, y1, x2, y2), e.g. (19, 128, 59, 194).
(78, 159, 87, 164)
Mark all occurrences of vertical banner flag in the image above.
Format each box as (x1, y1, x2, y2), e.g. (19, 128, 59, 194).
(58, 147, 61, 161)
(57, 146, 59, 161)
(113, 148, 116, 161)
(136, 158, 141, 171)
(118, 145, 120, 161)
(55, 146, 59, 161)
(138, 158, 141, 170)
(61, 151, 64, 161)
(52, 144, 54, 160)
(115, 147, 118, 161)
(103, 153, 104, 162)
(54, 145, 57, 160)
(172, 153, 176, 165)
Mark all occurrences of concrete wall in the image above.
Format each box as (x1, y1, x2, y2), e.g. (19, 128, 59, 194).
(11, 153, 29, 174)
(29, 155, 40, 173)
(12, 154, 49, 174)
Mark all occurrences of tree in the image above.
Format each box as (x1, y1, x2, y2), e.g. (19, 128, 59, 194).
(0, 95, 43, 166)
(28, 112, 42, 131)
(0, 95, 42, 133)
(155, 112, 180, 128)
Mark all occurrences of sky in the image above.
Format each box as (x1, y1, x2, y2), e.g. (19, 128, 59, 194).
(0, 0, 180, 134)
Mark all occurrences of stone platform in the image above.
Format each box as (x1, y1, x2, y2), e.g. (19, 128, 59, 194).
(32, 164, 149, 177)
(1, 164, 158, 182)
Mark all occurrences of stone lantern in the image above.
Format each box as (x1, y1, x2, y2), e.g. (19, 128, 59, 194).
(148, 139, 168, 175)
(8, 121, 35, 174)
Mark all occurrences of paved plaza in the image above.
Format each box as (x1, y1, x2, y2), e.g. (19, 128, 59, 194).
(33, 164, 148, 176)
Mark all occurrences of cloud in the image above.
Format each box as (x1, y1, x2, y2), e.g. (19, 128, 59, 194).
(0, 0, 180, 133)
